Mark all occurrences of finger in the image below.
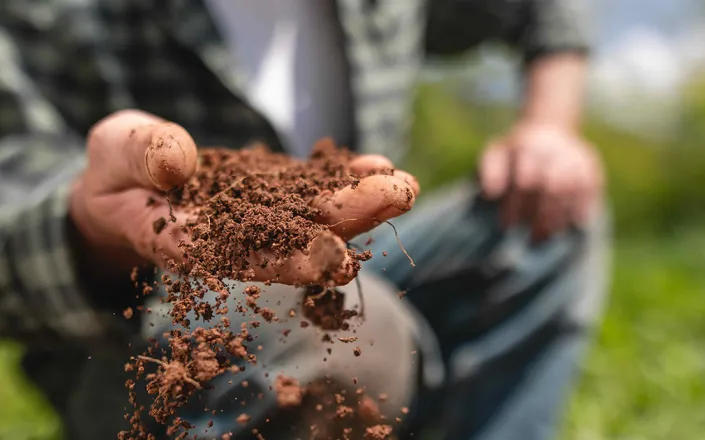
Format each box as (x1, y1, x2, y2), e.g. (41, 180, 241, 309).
(390, 170, 421, 196)
(514, 145, 542, 192)
(117, 190, 193, 265)
(531, 163, 573, 241)
(499, 146, 526, 228)
(86, 109, 198, 193)
(348, 155, 420, 195)
(577, 177, 602, 227)
(518, 190, 541, 229)
(479, 142, 511, 199)
(349, 154, 395, 175)
(343, 154, 420, 194)
(314, 174, 416, 241)
(554, 148, 595, 229)
(129, 195, 356, 285)
(149, 212, 192, 266)
(575, 151, 605, 225)
(235, 232, 356, 286)
(532, 192, 568, 242)
(500, 190, 523, 228)
(567, 162, 590, 228)
(148, 226, 355, 286)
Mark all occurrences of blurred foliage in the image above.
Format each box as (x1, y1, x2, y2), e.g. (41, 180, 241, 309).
(562, 232, 705, 439)
(405, 80, 705, 440)
(1, 80, 705, 439)
(408, 80, 705, 237)
(0, 348, 60, 440)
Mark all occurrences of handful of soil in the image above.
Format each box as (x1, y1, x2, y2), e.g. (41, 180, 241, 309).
(120, 140, 406, 439)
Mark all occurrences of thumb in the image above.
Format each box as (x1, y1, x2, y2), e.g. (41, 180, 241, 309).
(86, 110, 198, 193)
(479, 140, 511, 199)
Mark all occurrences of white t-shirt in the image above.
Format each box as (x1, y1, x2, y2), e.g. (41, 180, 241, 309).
(205, 0, 353, 158)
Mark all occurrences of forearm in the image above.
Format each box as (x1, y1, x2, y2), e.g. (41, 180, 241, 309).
(516, 0, 592, 132)
(520, 52, 588, 132)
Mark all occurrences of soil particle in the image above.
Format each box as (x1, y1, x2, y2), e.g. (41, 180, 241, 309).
(338, 336, 358, 343)
(357, 396, 382, 424)
(275, 374, 305, 408)
(152, 217, 168, 234)
(364, 425, 393, 439)
(302, 286, 358, 331)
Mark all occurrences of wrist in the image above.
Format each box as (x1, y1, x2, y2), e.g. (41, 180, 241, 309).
(521, 53, 587, 134)
(511, 119, 577, 137)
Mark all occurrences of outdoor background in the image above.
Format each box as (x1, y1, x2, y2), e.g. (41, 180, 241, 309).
(2, 1, 705, 439)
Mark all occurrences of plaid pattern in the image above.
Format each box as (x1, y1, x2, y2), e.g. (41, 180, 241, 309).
(0, 1, 591, 435)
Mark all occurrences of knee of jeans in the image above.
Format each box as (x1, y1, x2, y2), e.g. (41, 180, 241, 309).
(138, 274, 423, 437)
(562, 207, 612, 330)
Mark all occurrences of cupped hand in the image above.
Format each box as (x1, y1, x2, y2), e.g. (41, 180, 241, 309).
(69, 110, 419, 286)
(479, 123, 604, 241)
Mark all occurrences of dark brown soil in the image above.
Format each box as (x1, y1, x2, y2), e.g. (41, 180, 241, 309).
(120, 140, 399, 440)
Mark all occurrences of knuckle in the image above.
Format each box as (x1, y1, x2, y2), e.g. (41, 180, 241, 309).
(86, 119, 110, 156)
(86, 110, 130, 153)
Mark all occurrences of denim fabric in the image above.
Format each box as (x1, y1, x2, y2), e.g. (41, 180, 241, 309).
(141, 273, 426, 440)
(163, 179, 610, 440)
(359, 180, 610, 440)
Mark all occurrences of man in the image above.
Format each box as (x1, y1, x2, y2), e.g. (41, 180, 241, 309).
(0, 0, 609, 439)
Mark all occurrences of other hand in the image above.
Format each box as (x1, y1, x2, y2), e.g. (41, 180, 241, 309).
(479, 122, 604, 241)
(69, 110, 419, 286)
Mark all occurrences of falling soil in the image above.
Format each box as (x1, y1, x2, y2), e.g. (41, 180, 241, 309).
(119, 140, 403, 439)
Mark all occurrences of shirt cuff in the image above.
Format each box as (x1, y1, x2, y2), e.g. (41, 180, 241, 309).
(520, 0, 594, 64)
(2, 161, 137, 348)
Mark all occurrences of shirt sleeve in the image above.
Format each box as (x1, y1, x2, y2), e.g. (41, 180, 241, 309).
(0, 25, 139, 349)
(517, 0, 594, 63)
(424, 0, 594, 61)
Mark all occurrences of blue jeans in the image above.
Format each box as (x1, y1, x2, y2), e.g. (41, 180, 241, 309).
(153, 179, 610, 440)
(361, 180, 610, 440)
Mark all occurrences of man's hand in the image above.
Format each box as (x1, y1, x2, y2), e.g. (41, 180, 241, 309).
(69, 110, 419, 285)
(479, 123, 604, 241)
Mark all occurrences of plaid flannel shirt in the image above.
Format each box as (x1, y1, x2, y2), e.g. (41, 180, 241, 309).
(0, 0, 592, 350)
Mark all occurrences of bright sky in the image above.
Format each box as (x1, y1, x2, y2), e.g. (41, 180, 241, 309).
(592, 0, 704, 93)
(434, 0, 705, 136)
(588, 0, 704, 135)
(596, 0, 701, 45)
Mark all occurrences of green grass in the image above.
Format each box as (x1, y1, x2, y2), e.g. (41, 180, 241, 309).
(560, 232, 705, 440)
(0, 346, 61, 440)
